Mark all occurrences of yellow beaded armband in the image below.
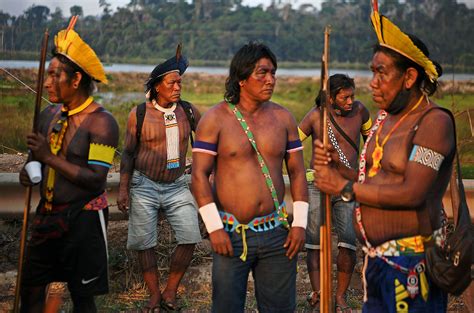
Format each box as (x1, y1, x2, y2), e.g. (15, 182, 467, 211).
(88, 143, 116, 168)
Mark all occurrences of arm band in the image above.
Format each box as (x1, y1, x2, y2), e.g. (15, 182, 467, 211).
(286, 139, 303, 153)
(88, 143, 116, 168)
(361, 118, 373, 136)
(192, 140, 218, 156)
(291, 201, 309, 229)
(409, 144, 445, 171)
(199, 202, 224, 233)
(298, 128, 308, 142)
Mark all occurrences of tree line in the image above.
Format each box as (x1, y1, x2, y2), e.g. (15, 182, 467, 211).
(0, 0, 473, 71)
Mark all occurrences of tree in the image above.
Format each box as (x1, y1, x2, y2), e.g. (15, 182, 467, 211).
(70, 5, 83, 17)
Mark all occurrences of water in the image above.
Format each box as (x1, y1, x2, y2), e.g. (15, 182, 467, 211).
(2, 60, 473, 80)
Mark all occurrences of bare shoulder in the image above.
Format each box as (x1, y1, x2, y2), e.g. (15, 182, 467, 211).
(418, 104, 453, 132)
(267, 101, 296, 122)
(196, 101, 228, 132)
(90, 105, 119, 129)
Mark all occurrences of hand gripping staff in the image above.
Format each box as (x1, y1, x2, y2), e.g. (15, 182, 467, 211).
(318, 26, 334, 313)
(14, 29, 49, 313)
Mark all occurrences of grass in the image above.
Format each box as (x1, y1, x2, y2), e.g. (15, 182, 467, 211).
(1, 69, 473, 177)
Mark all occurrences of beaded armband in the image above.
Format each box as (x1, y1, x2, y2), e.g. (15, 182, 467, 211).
(409, 144, 445, 171)
(88, 143, 116, 168)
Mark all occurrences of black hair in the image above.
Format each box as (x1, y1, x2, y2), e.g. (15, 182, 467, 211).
(373, 35, 443, 96)
(147, 76, 164, 101)
(315, 74, 355, 107)
(224, 42, 277, 104)
(51, 49, 94, 96)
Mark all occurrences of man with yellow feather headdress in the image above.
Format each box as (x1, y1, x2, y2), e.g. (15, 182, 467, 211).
(313, 1, 454, 311)
(19, 16, 118, 312)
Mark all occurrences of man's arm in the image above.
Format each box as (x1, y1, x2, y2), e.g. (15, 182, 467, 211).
(191, 107, 233, 256)
(298, 107, 318, 142)
(117, 109, 138, 213)
(316, 110, 455, 210)
(359, 103, 372, 142)
(284, 113, 308, 259)
(27, 111, 119, 191)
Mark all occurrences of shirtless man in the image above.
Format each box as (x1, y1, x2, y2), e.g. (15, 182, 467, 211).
(19, 18, 118, 312)
(314, 10, 454, 312)
(118, 48, 201, 312)
(191, 42, 308, 313)
(299, 74, 371, 312)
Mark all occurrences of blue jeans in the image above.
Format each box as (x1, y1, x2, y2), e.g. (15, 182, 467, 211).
(127, 171, 201, 250)
(212, 226, 297, 313)
(363, 255, 447, 312)
(305, 183, 357, 251)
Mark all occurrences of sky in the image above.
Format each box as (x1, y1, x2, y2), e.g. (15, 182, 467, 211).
(2, 0, 323, 17)
(1, 0, 473, 17)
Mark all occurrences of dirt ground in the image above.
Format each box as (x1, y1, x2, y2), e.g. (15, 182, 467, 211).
(0, 153, 469, 312)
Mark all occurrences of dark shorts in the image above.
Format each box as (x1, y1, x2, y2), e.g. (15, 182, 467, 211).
(363, 255, 447, 313)
(22, 208, 109, 297)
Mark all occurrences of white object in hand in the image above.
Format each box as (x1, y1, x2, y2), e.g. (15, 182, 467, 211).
(25, 161, 42, 184)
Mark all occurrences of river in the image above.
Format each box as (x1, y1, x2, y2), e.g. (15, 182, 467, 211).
(2, 60, 473, 80)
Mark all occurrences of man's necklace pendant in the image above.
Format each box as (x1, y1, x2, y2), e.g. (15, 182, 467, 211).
(368, 146, 383, 177)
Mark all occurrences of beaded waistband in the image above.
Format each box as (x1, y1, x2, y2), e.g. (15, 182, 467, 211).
(219, 201, 286, 233)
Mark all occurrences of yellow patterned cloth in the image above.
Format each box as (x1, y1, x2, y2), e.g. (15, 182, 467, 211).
(374, 228, 445, 257)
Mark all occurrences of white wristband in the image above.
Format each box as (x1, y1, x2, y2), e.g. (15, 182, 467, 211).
(199, 202, 224, 234)
(291, 201, 308, 229)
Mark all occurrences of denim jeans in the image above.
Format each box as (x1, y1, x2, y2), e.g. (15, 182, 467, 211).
(212, 226, 297, 313)
(305, 183, 357, 251)
(127, 171, 201, 250)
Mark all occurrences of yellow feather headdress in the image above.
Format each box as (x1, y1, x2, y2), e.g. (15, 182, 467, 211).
(371, 1, 438, 82)
(54, 16, 108, 84)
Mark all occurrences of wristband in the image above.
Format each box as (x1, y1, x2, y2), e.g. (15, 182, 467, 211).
(291, 201, 309, 229)
(199, 202, 224, 233)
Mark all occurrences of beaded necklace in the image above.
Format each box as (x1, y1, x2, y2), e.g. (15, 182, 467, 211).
(368, 95, 424, 177)
(45, 96, 94, 210)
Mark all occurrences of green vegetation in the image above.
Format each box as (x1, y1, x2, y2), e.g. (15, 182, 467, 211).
(1, 69, 473, 177)
(1, 0, 473, 71)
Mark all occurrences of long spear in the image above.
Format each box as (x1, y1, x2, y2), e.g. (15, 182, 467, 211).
(13, 29, 49, 313)
(319, 26, 333, 313)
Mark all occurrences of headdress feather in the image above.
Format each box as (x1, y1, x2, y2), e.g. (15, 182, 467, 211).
(370, 0, 438, 82)
(54, 16, 108, 84)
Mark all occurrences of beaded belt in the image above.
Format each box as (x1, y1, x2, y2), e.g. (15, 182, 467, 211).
(219, 202, 287, 261)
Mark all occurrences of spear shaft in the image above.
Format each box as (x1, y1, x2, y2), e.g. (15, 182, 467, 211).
(14, 28, 49, 313)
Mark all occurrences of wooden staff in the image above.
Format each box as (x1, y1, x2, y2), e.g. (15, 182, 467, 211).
(14, 29, 49, 313)
(319, 26, 333, 313)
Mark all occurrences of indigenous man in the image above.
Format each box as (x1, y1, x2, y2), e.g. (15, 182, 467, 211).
(117, 47, 201, 312)
(191, 42, 308, 313)
(314, 7, 454, 312)
(299, 73, 371, 312)
(19, 17, 118, 312)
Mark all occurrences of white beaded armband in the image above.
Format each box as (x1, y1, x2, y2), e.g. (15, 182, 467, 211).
(409, 144, 445, 171)
(199, 202, 224, 233)
(292, 201, 309, 229)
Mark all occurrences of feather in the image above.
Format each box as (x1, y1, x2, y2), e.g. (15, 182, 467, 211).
(370, 11, 438, 82)
(55, 17, 108, 84)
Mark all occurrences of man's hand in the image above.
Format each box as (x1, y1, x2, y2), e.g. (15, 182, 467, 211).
(314, 163, 347, 196)
(19, 167, 34, 186)
(26, 132, 52, 163)
(284, 226, 305, 259)
(209, 229, 233, 257)
(313, 139, 338, 167)
(117, 189, 130, 214)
